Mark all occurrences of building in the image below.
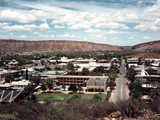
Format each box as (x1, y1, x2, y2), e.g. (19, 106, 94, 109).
(0, 83, 12, 90)
(58, 56, 75, 63)
(0, 89, 23, 103)
(75, 58, 96, 63)
(127, 58, 139, 68)
(127, 58, 139, 63)
(7, 59, 18, 66)
(136, 65, 160, 82)
(0, 80, 30, 90)
(86, 77, 108, 92)
(56, 75, 109, 87)
(11, 79, 30, 88)
(0, 69, 23, 82)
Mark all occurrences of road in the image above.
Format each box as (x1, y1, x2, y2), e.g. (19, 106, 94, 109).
(110, 59, 129, 103)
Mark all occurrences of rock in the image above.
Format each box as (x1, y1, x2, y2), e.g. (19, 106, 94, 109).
(103, 117, 110, 120)
(110, 111, 122, 118)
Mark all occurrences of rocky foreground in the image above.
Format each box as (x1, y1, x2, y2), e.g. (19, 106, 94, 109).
(98, 110, 160, 120)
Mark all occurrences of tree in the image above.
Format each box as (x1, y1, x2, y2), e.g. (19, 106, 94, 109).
(77, 85, 83, 91)
(41, 84, 47, 91)
(66, 62, 74, 71)
(81, 67, 90, 76)
(128, 80, 143, 98)
(62, 85, 66, 91)
(150, 89, 160, 100)
(0, 60, 4, 67)
(110, 63, 119, 73)
(23, 85, 35, 97)
(66, 62, 75, 75)
(109, 72, 117, 81)
(126, 67, 136, 82)
(108, 80, 116, 91)
(147, 67, 154, 75)
(145, 60, 151, 66)
(5, 74, 14, 83)
(68, 85, 78, 92)
(29, 75, 41, 86)
(46, 79, 53, 89)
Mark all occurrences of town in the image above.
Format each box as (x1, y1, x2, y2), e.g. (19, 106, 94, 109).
(0, 0, 160, 119)
(0, 52, 159, 104)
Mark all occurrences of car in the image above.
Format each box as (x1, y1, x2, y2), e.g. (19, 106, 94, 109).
(53, 87, 61, 93)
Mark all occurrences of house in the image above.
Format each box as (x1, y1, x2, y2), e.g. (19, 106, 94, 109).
(86, 77, 108, 92)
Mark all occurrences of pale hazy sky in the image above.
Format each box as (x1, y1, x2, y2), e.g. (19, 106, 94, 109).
(0, 0, 160, 46)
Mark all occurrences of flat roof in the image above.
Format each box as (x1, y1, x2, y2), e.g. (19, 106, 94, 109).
(0, 83, 12, 87)
(87, 78, 107, 83)
(136, 75, 160, 78)
(0, 70, 22, 75)
(57, 75, 109, 79)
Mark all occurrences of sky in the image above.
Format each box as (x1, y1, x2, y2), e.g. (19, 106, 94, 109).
(0, 0, 160, 46)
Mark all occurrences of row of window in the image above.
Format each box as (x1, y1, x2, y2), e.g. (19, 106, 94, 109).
(57, 77, 89, 81)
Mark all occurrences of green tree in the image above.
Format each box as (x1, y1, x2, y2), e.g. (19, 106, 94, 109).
(29, 75, 41, 86)
(5, 74, 14, 83)
(108, 80, 116, 91)
(109, 72, 117, 81)
(66, 62, 75, 75)
(23, 85, 35, 97)
(129, 80, 143, 98)
(68, 85, 78, 92)
(126, 67, 136, 82)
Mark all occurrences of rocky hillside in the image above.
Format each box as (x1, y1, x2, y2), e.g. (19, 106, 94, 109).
(0, 40, 122, 54)
(126, 53, 160, 58)
(131, 40, 160, 51)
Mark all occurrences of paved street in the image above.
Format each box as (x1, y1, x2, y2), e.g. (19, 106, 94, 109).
(110, 59, 129, 103)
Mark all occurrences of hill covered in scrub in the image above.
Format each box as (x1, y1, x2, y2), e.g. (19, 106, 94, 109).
(131, 40, 160, 51)
(0, 39, 160, 55)
(0, 40, 122, 54)
(0, 98, 159, 120)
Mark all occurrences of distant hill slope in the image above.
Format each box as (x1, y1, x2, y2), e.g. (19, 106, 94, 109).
(131, 40, 160, 51)
(0, 40, 122, 54)
(127, 53, 160, 58)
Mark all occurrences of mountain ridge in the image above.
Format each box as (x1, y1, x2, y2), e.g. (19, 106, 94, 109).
(131, 40, 160, 51)
(0, 39, 122, 54)
(0, 39, 160, 54)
